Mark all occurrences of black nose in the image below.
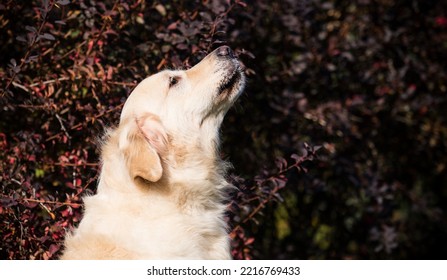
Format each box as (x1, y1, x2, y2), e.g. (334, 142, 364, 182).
(216, 45, 235, 58)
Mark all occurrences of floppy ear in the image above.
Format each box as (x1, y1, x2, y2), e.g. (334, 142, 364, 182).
(119, 114, 168, 183)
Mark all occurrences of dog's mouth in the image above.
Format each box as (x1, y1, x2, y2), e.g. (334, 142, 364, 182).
(217, 65, 244, 99)
(198, 47, 246, 124)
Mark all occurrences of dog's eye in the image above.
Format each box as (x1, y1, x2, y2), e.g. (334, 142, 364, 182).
(169, 76, 180, 88)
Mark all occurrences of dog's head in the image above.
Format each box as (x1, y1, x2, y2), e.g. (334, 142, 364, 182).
(117, 46, 245, 184)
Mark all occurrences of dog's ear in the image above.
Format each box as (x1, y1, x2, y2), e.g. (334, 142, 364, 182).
(136, 114, 168, 155)
(119, 114, 168, 183)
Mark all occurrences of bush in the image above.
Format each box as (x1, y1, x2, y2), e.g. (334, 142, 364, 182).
(1, 0, 446, 259)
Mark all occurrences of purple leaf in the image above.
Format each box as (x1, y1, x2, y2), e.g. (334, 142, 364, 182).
(57, 0, 70, 5)
(25, 25, 37, 33)
(42, 33, 55, 40)
(16, 36, 27, 43)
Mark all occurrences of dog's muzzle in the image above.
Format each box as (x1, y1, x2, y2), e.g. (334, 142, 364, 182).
(213, 46, 245, 98)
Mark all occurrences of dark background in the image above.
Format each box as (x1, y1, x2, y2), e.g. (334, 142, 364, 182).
(1, 0, 446, 259)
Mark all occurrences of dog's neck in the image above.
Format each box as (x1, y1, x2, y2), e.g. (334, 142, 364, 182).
(163, 116, 228, 178)
(163, 129, 230, 198)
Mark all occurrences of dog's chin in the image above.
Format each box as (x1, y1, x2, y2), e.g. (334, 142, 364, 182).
(216, 69, 245, 101)
(199, 57, 245, 125)
(200, 70, 244, 126)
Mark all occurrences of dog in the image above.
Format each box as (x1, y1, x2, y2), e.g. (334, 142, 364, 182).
(60, 46, 245, 259)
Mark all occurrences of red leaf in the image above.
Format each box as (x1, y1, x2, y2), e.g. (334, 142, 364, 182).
(244, 237, 255, 245)
(435, 16, 447, 27)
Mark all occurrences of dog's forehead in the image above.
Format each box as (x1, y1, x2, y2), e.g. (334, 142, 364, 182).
(144, 69, 185, 82)
(134, 71, 167, 92)
(146, 71, 168, 83)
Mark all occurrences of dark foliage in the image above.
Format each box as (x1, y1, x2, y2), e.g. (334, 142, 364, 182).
(1, 0, 446, 259)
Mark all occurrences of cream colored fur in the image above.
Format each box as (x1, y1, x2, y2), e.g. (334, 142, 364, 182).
(61, 46, 245, 259)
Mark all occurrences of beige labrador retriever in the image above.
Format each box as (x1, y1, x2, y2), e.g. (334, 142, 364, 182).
(61, 46, 245, 259)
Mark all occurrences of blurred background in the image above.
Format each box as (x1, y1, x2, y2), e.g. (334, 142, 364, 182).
(1, 0, 446, 259)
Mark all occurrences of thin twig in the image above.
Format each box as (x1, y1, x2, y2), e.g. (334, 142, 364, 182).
(45, 103, 124, 142)
(11, 76, 137, 93)
(231, 150, 318, 234)
(91, 0, 121, 48)
(22, 198, 82, 208)
(55, 113, 71, 140)
(11, 82, 30, 93)
(54, 162, 99, 167)
(1, 1, 55, 97)
(206, 1, 238, 53)
(241, 185, 282, 224)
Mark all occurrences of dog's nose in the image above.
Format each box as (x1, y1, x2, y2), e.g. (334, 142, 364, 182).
(216, 46, 235, 58)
